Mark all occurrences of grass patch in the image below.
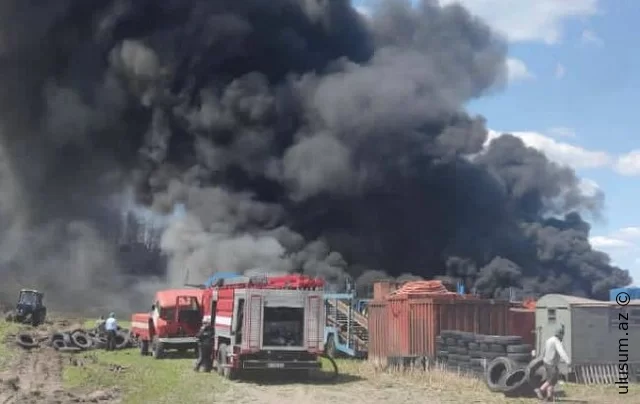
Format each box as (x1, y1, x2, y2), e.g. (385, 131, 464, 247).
(0, 320, 21, 370)
(63, 348, 226, 404)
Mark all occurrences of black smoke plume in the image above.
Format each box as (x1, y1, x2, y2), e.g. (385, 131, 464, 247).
(0, 0, 630, 310)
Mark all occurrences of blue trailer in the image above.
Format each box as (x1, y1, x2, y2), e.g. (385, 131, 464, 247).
(323, 292, 369, 358)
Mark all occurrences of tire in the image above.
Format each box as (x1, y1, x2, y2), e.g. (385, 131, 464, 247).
(506, 344, 532, 353)
(489, 344, 506, 353)
(470, 350, 502, 360)
(115, 332, 130, 350)
(457, 332, 475, 342)
(478, 335, 522, 345)
(51, 332, 70, 345)
(479, 343, 489, 352)
(15, 333, 39, 349)
(325, 336, 337, 358)
(93, 336, 107, 349)
(468, 342, 480, 351)
(457, 355, 471, 363)
(485, 357, 516, 393)
(502, 369, 532, 397)
(435, 336, 444, 344)
(440, 330, 455, 338)
(71, 332, 92, 349)
(445, 338, 456, 346)
(52, 339, 66, 350)
(525, 357, 546, 388)
(152, 337, 165, 359)
(140, 340, 149, 356)
(507, 353, 531, 363)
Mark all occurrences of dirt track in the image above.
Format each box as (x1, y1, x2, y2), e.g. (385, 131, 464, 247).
(0, 332, 119, 404)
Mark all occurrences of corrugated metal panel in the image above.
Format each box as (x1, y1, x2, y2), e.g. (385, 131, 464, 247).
(509, 308, 535, 346)
(368, 295, 511, 361)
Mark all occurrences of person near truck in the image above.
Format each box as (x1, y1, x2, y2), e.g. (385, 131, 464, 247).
(535, 326, 571, 401)
(194, 320, 215, 372)
(104, 312, 118, 351)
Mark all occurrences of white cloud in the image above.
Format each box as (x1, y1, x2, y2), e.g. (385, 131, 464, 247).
(590, 236, 635, 249)
(614, 150, 640, 176)
(590, 228, 640, 278)
(438, 0, 599, 44)
(547, 127, 576, 138)
(555, 63, 566, 79)
(354, 5, 372, 18)
(506, 58, 534, 82)
(486, 130, 611, 169)
(578, 178, 601, 198)
(581, 29, 604, 46)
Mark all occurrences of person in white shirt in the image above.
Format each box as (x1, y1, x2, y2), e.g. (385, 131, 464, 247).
(535, 326, 571, 401)
(104, 312, 118, 351)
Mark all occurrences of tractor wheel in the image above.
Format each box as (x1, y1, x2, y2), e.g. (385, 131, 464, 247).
(325, 336, 337, 358)
(152, 337, 165, 359)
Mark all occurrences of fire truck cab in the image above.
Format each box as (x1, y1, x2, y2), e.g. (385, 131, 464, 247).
(130, 288, 204, 359)
(202, 274, 325, 379)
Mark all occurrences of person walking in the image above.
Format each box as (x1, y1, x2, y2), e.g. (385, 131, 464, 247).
(104, 312, 118, 351)
(535, 326, 571, 401)
(194, 320, 215, 372)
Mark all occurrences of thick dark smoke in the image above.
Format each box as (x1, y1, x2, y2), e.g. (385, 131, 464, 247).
(0, 0, 630, 310)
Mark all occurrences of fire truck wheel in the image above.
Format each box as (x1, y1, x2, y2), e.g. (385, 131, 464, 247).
(217, 344, 236, 380)
(140, 340, 149, 356)
(152, 337, 165, 359)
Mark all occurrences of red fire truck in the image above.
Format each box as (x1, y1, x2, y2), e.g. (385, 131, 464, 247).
(130, 288, 205, 358)
(202, 274, 325, 379)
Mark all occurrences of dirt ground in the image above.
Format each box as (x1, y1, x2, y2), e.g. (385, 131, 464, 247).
(0, 318, 119, 403)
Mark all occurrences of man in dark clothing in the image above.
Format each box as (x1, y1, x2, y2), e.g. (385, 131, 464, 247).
(194, 321, 215, 372)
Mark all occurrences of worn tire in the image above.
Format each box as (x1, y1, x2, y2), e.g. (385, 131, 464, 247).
(115, 332, 130, 350)
(16, 333, 39, 349)
(478, 335, 522, 345)
(489, 344, 506, 353)
(479, 343, 490, 351)
(152, 337, 165, 359)
(469, 350, 502, 360)
(525, 357, 546, 387)
(502, 369, 533, 397)
(140, 340, 149, 356)
(440, 330, 456, 338)
(507, 353, 531, 363)
(50, 332, 70, 345)
(468, 342, 480, 351)
(445, 338, 456, 346)
(71, 332, 92, 350)
(457, 332, 475, 342)
(507, 344, 532, 353)
(485, 357, 516, 393)
(52, 339, 67, 350)
(93, 336, 107, 349)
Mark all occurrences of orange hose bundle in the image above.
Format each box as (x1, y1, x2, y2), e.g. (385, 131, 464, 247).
(388, 280, 457, 297)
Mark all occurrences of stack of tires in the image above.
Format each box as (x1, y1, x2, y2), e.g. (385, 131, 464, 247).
(436, 331, 533, 377)
(15, 328, 133, 352)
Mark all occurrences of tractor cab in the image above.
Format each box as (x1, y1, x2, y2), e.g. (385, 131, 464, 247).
(13, 289, 47, 326)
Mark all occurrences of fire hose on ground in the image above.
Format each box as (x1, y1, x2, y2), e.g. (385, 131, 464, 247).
(318, 353, 339, 382)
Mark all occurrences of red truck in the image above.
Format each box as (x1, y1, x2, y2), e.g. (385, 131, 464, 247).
(201, 274, 325, 379)
(130, 288, 204, 358)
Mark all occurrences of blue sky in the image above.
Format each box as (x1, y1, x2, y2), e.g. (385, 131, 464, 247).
(355, 0, 640, 283)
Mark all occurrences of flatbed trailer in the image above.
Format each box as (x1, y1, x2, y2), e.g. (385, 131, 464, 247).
(323, 293, 369, 358)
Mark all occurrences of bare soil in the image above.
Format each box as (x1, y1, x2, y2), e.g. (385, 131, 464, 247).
(0, 324, 119, 403)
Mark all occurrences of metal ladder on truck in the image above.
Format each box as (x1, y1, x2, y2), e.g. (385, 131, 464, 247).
(323, 293, 369, 358)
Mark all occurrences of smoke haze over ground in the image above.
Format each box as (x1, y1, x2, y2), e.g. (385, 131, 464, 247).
(0, 0, 630, 311)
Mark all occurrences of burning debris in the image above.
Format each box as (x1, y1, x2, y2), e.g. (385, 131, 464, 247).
(0, 0, 630, 307)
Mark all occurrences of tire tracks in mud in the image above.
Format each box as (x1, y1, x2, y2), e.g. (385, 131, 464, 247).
(0, 342, 118, 403)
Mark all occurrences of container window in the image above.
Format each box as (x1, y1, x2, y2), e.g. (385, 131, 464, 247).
(547, 309, 556, 324)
